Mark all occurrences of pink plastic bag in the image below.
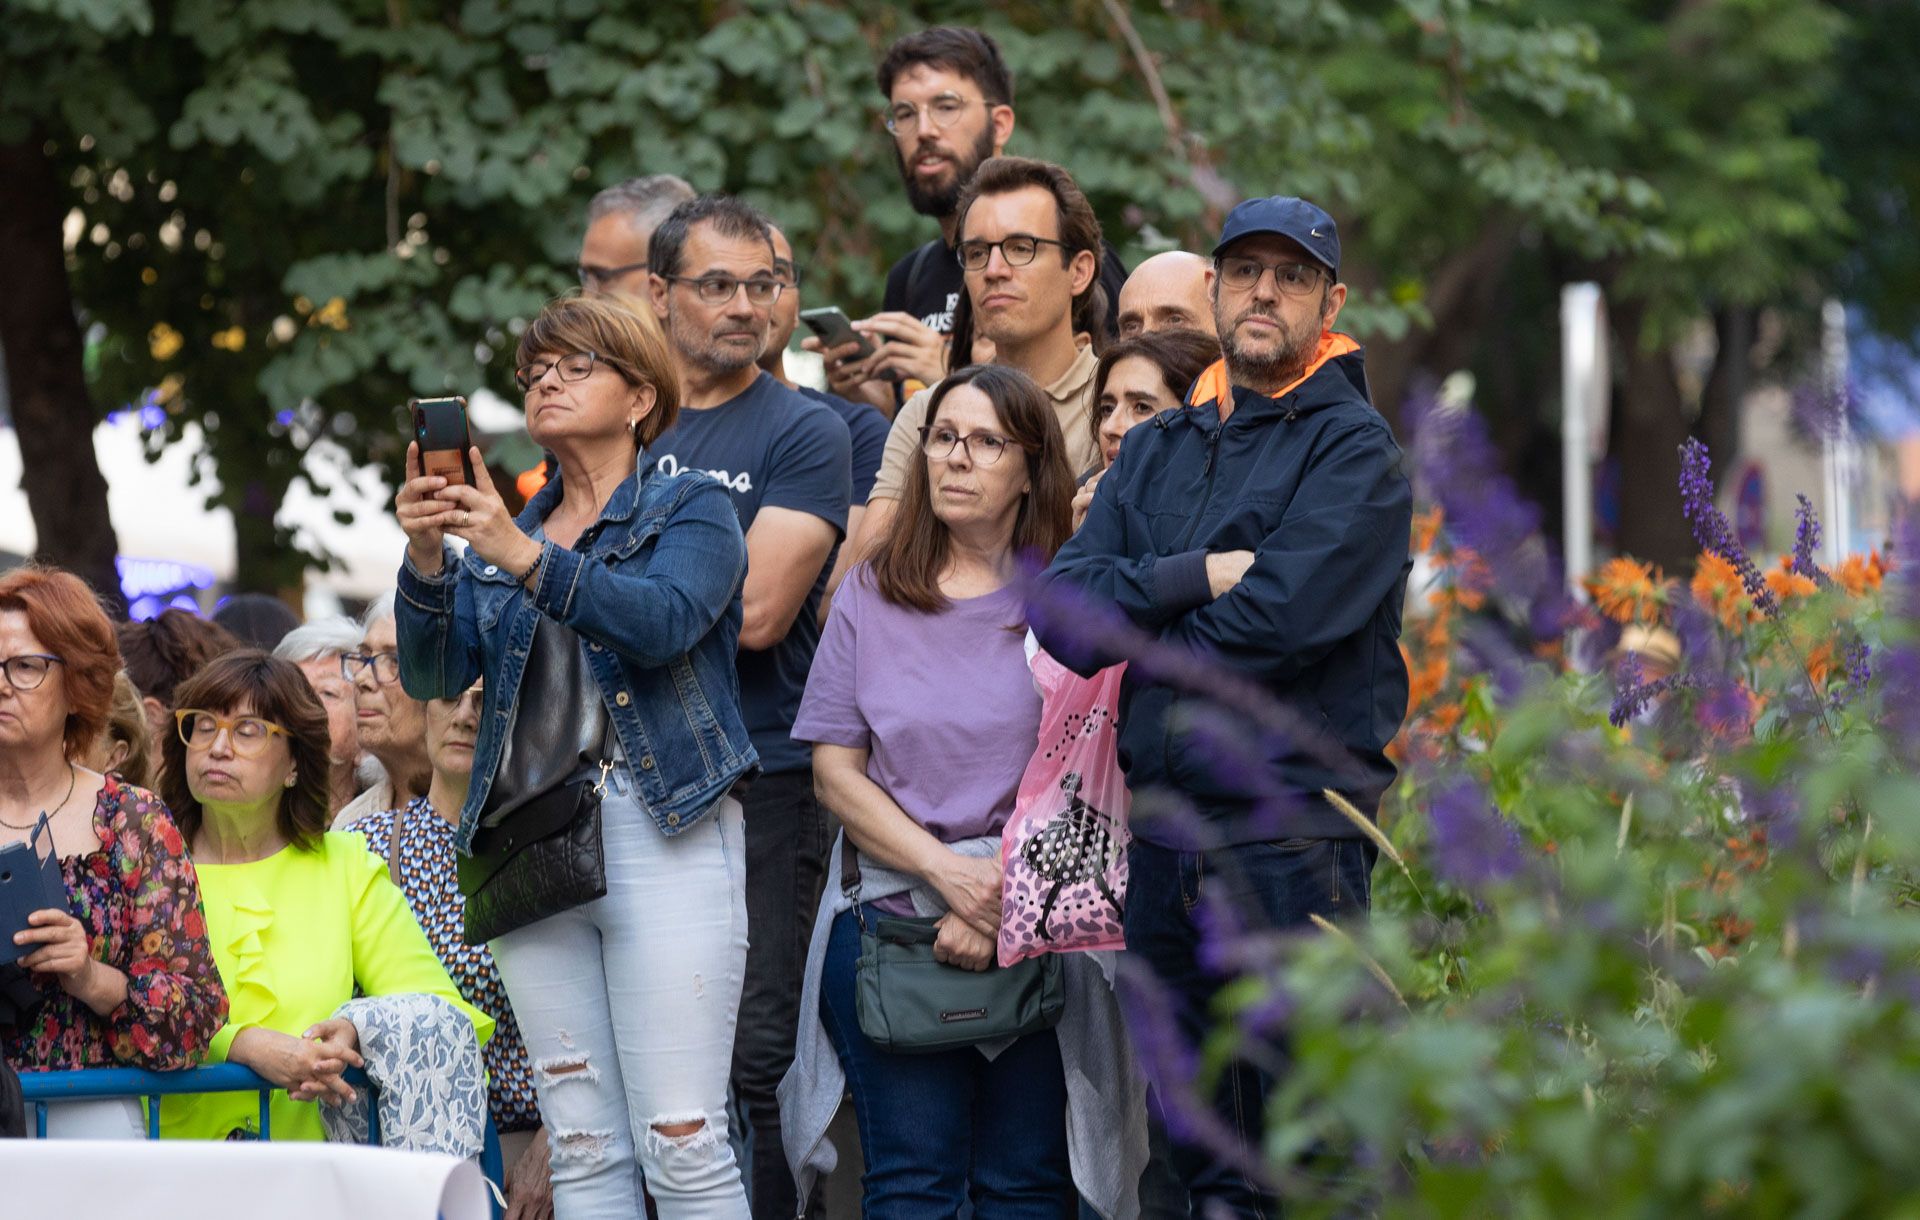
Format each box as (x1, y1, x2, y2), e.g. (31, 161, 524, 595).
(999, 648, 1130, 966)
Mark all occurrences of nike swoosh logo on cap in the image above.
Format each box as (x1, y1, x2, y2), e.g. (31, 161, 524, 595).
(1311, 228, 1325, 237)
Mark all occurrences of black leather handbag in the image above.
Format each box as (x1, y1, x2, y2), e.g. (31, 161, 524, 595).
(458, 615, 616, 945)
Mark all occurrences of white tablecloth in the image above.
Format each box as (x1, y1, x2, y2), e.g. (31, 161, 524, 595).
(0, 1139, 490, 1219)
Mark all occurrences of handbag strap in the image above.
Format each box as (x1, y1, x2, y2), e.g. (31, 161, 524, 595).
(387, 812, 404, 889)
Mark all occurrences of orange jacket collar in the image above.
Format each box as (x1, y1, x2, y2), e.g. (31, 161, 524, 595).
(1189, 331, 1361, 409)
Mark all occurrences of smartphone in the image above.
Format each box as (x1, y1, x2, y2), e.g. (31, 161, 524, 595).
(0, 815, 64, 966)
(411, 396, 475, 486)
(799, 307, 876, 362)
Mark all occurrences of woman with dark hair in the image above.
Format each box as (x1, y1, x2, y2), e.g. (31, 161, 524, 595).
(395, 291, 754, 1216)
(785, 364, 1103, 1212)
(0, 567, 225, 1138)
(116, 609, 241, 763)
(155, 651, 490, 1142)
(1075, 329, 1222, 530)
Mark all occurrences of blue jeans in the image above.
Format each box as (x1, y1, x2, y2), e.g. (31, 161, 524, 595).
(1123, 836, 1375, 1219)
(490, 775, 750, 1219)
(820, 906, 1076, 1219)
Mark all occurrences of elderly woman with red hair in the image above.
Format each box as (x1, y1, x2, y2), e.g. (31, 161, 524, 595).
(0, 567, 227, 1137)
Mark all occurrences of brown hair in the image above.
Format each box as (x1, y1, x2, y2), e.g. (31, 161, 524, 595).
(118, 609, 241, 709)
(870, 364, 1075, 613)
(160, 651, 333, 852)
(1090, 328, 1223, 457)
(876, 26, 1014, 104)
(0, 566, 121, 761)
(102, 670, 154, 788)
(949, 157, 1107, 367)
(515, 291, 683, 448)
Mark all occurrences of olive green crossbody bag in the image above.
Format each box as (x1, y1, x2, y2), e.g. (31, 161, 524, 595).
(844, 843, 1065, 1054)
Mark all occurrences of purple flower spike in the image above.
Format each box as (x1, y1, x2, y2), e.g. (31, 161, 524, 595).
(1678, 438, 1780, 620)
(1791, 496, 1832, 589)
(1426, 776, 1525, 890)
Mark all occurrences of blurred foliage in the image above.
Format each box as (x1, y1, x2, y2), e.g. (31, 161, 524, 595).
(1206, 406, 1920, 1215)
(0, 0, 1897, 586)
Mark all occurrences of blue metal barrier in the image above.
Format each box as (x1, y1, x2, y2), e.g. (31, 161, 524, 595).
(19, 1065, 504, 1217)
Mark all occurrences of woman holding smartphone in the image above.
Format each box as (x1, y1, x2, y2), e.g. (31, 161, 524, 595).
(394, 291, 756, 1218)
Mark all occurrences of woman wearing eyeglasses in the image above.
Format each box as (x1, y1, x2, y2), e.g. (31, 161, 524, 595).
(347, 680, 553, 1217)
(395, 291, 755, 1217)
(0, 567, 226, 1138)
(154, 651, 491, 1142)
(786, 365, 1145, 1215)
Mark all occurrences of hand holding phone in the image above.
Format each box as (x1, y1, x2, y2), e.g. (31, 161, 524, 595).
(411, 396, 475, 486)
(800, 307, 877, 363)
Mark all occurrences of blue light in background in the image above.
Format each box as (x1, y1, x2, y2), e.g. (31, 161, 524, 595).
(117, 556, 216, 617)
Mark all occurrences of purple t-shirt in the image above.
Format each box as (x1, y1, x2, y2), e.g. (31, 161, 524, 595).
(792, 564, 1040, 857)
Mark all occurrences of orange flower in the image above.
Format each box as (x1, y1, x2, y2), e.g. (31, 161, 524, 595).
(1424, 702, 1465, 733)
(1804, 642, 1833, 688)
(1691, 552, 1755, 631)
(1585, 557, 1664, 624)
(1765, 567, 1819, 602)
(1407, 655, 1450, 710)
(1834, 554, 1884, 597)
(1411, 507, 1444, 554)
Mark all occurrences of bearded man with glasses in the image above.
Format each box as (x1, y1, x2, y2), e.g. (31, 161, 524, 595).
(805, 26, 1130, 416)
(1034, 196, 1414, 1217)
(643, 192, 853, 1220)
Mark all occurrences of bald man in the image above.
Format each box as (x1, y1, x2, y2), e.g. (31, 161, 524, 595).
(1115, 250, 1216, 338)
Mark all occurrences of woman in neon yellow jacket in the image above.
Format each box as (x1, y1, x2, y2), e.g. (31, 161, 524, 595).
(153, 651, 492, 1141)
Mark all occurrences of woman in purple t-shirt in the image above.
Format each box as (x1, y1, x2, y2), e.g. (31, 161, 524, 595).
(792, 364, 1079, 1214)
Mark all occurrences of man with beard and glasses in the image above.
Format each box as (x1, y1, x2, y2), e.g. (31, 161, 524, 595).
(805, 26, 1129, 415)
(1031, 196, 1413, 1218)
(644, 193, 852, 1220)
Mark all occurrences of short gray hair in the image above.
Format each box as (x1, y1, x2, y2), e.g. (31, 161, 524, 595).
(360, 591, 397, 634)
(272, 616, 363, 664)
(587, 175, 698, 234)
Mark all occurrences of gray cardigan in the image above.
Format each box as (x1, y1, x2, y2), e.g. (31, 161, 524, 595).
(778, 831, 1148, 1219)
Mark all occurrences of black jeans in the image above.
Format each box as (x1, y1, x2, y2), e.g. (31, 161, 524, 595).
(1123, 835, 1375, 1219)
(733, 768, 830, 1219)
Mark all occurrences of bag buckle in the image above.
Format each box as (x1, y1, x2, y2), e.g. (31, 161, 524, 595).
(594, 759, 614, 798)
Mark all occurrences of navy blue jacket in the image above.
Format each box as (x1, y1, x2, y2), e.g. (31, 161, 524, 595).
(1032, 337, 1411, 846)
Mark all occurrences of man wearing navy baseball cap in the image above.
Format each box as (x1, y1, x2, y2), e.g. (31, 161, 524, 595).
(1033, 195, 1412, 1215)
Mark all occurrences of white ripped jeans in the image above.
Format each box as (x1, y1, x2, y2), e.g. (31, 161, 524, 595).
(489, 774, 749, 1219)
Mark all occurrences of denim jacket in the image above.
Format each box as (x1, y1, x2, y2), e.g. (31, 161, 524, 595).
(396, 460, 758, 850)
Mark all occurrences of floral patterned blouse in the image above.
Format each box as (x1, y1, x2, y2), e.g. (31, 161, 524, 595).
(349, 799, 540, 1133)
(0, 775, 227, 1071)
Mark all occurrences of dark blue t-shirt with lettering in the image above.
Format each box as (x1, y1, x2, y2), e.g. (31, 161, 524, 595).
(798, 385, 889, 504)
(649, 371, 852, 775)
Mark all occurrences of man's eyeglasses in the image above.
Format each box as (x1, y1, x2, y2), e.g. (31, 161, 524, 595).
(577, 260, 647, 289)
(0, 654, 63, 692)
(1215, 257, 1327, 298)
(920, 425, 1018, 467)
(660, 275, 784, 307)
(514, 350, 634, 392)
(956, 235, 1073, 273)
(175, 709, 289, 758)
(885, 94, 991, 136)
(341, 651, 401, 686)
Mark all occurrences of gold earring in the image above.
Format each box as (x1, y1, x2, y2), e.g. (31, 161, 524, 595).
(627, 418, 640, 440)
